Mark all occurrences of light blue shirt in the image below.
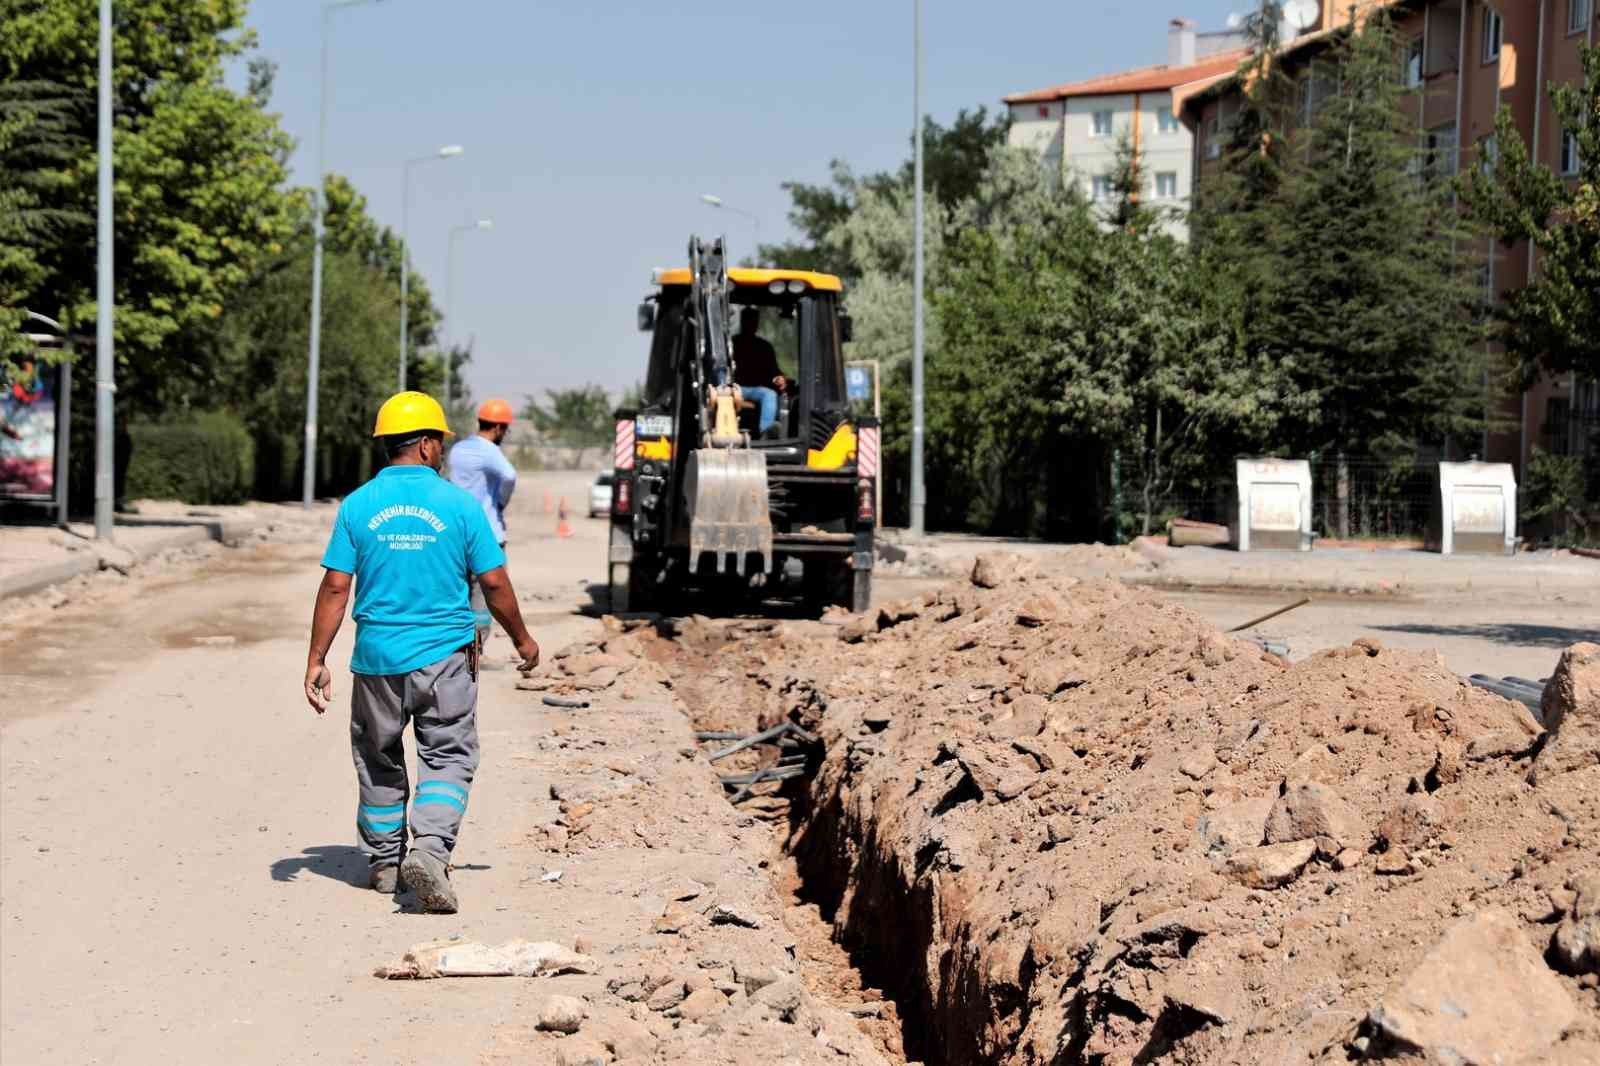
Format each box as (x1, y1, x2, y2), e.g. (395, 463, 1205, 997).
(321, 465, 506, 676)
(447, 435, 517, 544)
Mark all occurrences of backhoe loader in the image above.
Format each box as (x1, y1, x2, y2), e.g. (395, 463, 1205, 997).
(606, 236, 877, 614)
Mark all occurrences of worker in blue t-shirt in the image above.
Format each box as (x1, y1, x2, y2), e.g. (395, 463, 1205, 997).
(447, 397, 518, 649)
(303, 391, 541, 915)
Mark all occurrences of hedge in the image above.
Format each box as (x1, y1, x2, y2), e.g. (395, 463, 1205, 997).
(126, 411, 256, 505)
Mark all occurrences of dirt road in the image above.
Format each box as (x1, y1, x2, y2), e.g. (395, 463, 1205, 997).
(1, 475, 611, 1065)
(3, 475, 1591, 1064)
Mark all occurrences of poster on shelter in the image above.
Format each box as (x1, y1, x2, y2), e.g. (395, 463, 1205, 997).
(0, 358, 57, 499)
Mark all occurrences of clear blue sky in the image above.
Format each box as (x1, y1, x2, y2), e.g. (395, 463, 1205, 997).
(246, 1, 1245, 404)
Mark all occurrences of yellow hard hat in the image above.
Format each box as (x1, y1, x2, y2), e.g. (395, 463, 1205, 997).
(372, 391, 454, 438)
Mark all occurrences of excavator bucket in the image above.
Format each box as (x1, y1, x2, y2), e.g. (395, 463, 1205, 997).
(685, 448, 773, 576)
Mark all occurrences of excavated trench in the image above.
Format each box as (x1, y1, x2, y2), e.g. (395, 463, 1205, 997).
(632, 566, 1600, 1066)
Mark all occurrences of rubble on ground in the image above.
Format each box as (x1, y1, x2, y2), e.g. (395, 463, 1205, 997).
(631, 551, 1600, 1064)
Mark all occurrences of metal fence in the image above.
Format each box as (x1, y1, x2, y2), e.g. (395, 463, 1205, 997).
(1114, 453, 1439, 542)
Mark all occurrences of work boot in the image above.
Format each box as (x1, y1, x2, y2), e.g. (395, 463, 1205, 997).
(370, 864, 401, 894)
(401, 850, 458, 914)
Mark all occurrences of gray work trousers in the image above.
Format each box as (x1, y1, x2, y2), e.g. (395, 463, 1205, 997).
(350, 648, 479, 870)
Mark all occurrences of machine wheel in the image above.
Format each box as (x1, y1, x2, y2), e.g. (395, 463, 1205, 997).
(846, 567, 872, 614)
(608, 562, 632, 615)
(803, 557, 871, 615)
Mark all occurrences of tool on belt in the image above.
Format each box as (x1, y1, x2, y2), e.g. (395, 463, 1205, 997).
(465, 641, 479, 682)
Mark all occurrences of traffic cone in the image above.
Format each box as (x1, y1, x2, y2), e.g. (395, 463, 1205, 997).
(555, 497, 573, 538)
(543, 491, 553, 513)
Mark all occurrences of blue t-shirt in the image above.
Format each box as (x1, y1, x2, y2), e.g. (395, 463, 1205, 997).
(321, 464, 507, 676)
(447, 435, 517, 544)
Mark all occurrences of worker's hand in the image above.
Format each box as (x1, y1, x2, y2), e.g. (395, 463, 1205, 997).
(514, 637, 542, 675)
(304, 662, 334, 715)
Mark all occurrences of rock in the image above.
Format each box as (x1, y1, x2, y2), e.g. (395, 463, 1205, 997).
(552, 1037, 607, 1066)
(839, 615, 878, 644)
(675, 986, 727, 1023)
(1195, 796, 1273, 857)
(1014, 594, 1062, 627)
(1178, 750, 1217, 781)
(1467, 730, 1538, 760)
(1514, 1040, 1600, 1066)
(735, 962, 782, 996)
(751, 976, 805, 1023)
(1376, 794, 1443, 852)
(1222, 839, 1317, 889)
(1368, 909, 1576, 1064)
(971, 552, 1032, 589)
(536, 994, 588, 1034)
(1551, 872, 1600, 975)
(652, 902, 694, 935)
(1333, 848, 1364, 871)
(1023, 658, 1085, 697)
(598, 1017, 657, 1059)
(645, 979, 687, 1012)
(1264, 780, 1367, 851)
(1531, 643, 1600, 784)
(707, 903, 763, 929)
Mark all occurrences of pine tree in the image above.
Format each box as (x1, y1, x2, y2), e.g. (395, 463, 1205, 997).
(1258, 9, 1491, 469)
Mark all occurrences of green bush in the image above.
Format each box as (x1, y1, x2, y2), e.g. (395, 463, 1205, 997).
(126, 411, 256, 504)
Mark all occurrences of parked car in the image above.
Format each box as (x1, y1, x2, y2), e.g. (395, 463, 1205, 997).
(589, 471, 614, 517)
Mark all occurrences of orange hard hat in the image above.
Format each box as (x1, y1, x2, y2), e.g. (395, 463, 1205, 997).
(477, 397, 515, 424)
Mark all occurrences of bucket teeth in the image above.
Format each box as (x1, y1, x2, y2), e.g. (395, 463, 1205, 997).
(685, 449, 773, 578)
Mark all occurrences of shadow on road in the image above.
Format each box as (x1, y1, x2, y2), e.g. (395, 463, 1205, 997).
(271, 844, 368, 886)
(1369, 622, 1600, 649)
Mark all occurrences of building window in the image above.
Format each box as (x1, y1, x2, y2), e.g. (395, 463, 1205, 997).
(1298, 63, 1337, 126)
(1482, 133, 1499, 177)
(1482, 7, 1502, 63)
(1037, 104, 1050, 118)
(1091, 175, 1116, 202)
(1155, 172, 1179, 198)
(1203, 117, 1221, 159)
(1421, 122, 1459, 182)
(1156, 106, 1180, 134)
(1091, 109, 1114, 137)
(1562, 130, 1582, 176)
(1403, 37, 1425, 88)
(1570, 0, 1592, 35)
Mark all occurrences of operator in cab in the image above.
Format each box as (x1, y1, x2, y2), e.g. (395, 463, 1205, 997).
(732, 306, 786, 436)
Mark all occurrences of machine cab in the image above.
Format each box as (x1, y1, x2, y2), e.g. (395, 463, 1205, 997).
(637, 268, 852, 464)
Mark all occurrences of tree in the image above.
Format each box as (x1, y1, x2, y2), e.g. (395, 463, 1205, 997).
(1259, 11, 1490, 469)
(0, 78, 90, 370)
(523, 386, 614, 467)
(756, 108, 1008, 276)
(2, 0, 299, 412)
(1460, 44, 1600, 385)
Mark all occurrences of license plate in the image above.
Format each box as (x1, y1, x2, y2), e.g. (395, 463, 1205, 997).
(636, 415, 673, 437)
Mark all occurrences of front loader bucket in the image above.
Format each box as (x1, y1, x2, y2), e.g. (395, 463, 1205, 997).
(685, 449, 773, 576)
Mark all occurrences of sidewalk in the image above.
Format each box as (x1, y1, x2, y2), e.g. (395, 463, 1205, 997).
(1126, 542, 1598, 600)
(0, 500, 333, 600)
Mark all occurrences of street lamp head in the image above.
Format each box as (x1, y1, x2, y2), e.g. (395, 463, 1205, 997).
(438, 144, 464, 158)
(701, 194, 724, 208)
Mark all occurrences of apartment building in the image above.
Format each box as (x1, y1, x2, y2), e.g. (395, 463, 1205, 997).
(1003, 19, 1249, 237)
(1182, 0, 1596, 477)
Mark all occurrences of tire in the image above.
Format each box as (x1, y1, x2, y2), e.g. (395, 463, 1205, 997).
(847, 567, 872, 613)
(608, 562, 631, 615)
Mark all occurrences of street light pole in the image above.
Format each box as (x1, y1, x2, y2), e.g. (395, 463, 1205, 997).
(910, 0, 926, 536)
(94, 0, 114, 540)
(443, 218, 492, 415)
(699, 193, 761, 243)
(303, 0, 382, 508)
(399, 144, 464, 392)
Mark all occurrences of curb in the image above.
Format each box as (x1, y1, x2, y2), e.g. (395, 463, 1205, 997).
(0, 521, 260, 602)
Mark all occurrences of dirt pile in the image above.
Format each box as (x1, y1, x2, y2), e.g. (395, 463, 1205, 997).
(700, 554, 1600, 1064)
